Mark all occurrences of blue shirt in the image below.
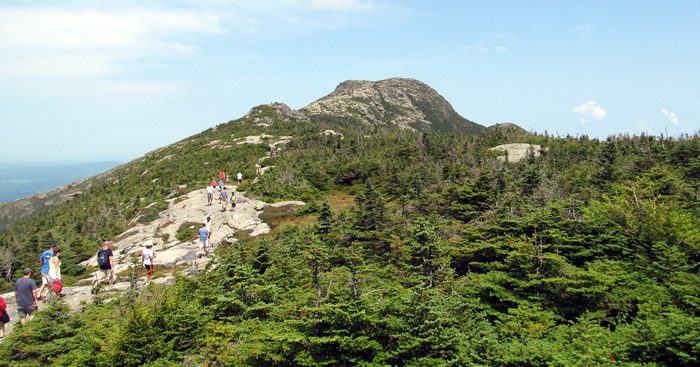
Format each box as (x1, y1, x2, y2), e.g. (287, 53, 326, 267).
(199, 227, 209, 242)
(217, 180, 223, 187)
(40, 249, 54, 273)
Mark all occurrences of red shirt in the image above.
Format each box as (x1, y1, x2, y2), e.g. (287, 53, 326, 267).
(219, 171, 225, 180)
(211, 179, 216, 187)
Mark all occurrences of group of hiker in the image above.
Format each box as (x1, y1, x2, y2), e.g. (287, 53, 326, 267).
(1, 171, 239, 334)
(207, 170, 242, 212)
(92, 240, 156, 289)
(1, 239, 157, 333)
(0, 243, 64, 334)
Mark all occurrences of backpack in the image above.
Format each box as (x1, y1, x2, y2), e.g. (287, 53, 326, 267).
(97, 249, 110, 269)
(52, 279, 63, 294)
(0, 296, 6, 311)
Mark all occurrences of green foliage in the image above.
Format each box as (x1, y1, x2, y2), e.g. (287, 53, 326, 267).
(1, 108, 699, 365)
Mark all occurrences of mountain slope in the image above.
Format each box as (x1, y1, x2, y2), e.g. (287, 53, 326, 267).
(303, 77, 485, 133)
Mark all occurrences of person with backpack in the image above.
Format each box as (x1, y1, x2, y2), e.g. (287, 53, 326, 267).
(237, 172, 243, 185)
(142, 240, 156, 283)
(15, 268, 38, 325)
(230, 190, 236, 210)
(37, 243, 56, 302)
(48, 248, 63, 298)
(93, 241, 115, 290)
(0, 295, 9, 342)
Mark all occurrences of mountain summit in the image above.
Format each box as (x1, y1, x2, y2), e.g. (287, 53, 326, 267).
(302, 78, 485, 133)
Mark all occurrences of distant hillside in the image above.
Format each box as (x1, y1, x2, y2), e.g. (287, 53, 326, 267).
(0, 162, 120, 202)
(0, 162, 121, 232)
(303, 78, 485, 133)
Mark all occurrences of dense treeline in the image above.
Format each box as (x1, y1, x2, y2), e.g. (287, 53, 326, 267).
(1, 106, 698, 365)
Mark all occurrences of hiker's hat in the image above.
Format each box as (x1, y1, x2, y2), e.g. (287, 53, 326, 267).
(24, 267, 32, 274)
(49, 243, 57, 248)
(145, 240, 154, 248)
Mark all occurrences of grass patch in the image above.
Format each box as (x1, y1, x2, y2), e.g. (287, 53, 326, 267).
(136, 201, 169, 223)
(232, 229, 256, 241)
(176, 221, 201, 242)
(261, 204, 316, 232)
(327, 191, 355, 212)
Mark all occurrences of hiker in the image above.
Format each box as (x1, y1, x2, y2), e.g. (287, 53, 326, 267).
(0, 295, 8, 342)
(219, 187, 228, 212)
(207, 184, 214, 206)
(255, 163, 261, 177)
(198, 222, 210, 256)
(15, 268, 38, 325)
(93, 241, 115, 290)
(205, 216, 213, 242)
(237, 172, 243, 185)
(210, 179, 217, 188)
(217, 179, 223, 190)
(142, 240, 156, 283)
(48, 248, 63, 298)
(37, 243, 56, 302)
(230, 190, 236, 210)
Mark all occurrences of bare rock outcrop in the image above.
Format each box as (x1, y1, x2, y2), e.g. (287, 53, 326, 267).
(302, 78, 484, 133)
(489, 143, 547, 163)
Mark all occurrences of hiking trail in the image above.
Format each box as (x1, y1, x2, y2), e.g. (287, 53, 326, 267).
(1, 137, 302, 339)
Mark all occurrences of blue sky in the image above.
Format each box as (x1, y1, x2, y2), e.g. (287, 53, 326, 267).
(1, 0, 698, 163)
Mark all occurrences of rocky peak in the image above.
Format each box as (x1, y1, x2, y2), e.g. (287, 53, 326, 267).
(302, 78, 485, 133)
(244, 102, 309, 124)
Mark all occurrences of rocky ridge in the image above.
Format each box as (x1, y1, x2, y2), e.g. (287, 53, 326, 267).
(302, 78, 485, 133)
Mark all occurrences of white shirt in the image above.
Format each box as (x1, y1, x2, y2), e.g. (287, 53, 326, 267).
(207, 185, 214, 194)
(237, 172, 243, 180)
(142, 248, 154, 266)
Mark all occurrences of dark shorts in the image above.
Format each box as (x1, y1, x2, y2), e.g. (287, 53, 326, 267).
(18, 306, 35, 318)
(207, 193, 213, 199)
(144, 264, 153, 275)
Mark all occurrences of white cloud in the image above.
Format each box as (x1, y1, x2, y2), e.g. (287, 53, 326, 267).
(0, 8, 224, 51)
(661, 108, 679, 126)
(461, 33, 516, 53)
(0, 1, 398, 98)
(0, 6, 226, 96)
(573, 100, 606, 125)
